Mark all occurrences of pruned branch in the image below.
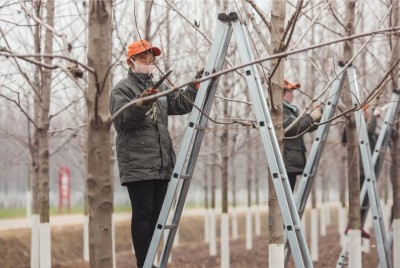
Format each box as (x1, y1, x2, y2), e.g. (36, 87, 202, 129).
(0, 48, 95, 73)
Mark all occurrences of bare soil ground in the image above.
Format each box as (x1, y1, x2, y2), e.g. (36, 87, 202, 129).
(0, 211, 379, 268)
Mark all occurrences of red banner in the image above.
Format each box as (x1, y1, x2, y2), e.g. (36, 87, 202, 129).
(58, 166, 71, 213)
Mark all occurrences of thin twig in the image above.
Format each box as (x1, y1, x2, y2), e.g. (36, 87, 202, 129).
(244, 0, 272, 31)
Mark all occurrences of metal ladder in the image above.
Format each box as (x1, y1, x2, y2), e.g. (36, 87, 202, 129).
(371, 90, 399, 267)
(144, 12, 313, 268)
(284, 64, 346, 263)
(336, 66, 393, 268)
(338, 89, 400, 268)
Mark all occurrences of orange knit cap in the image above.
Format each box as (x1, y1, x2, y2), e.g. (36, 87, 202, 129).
(127, 39, 161, 59)
(283, 79, 301, 90)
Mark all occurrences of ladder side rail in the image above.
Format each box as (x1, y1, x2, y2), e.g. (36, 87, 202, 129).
(337, 91, 398, 267)
(232, 18, 313, 268)
(372, 91, 400, 174)
(336, 235, 350, 267)
(337, 79, 400, 268)
(360, 91, 400, 227)
(144, 19, 233, 268)
(158, 85, 220, 267)
(296, 74, 345, 217)
(348, 67, 392, 268)
(285, 73, 345, 264)
(377, 228, 395, 268)
(158, 24, 234, 268)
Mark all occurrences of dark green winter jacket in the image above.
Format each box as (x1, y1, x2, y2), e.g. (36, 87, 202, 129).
(283, 101, 317, 174)
(109, 70, 197, 185)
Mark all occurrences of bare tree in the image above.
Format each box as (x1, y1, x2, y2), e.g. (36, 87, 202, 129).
(342, 0, 361, 232)
(341, 0, 361, 266)
(37, 0, 55, 266)
(86, 2, 113, 267)
(268, 0, 286, 260)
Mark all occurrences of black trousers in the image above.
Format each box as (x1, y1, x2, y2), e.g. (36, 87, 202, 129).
(126, 179, 169, 268)
(288, 172, 298, 192)
(360, 175, 369, 224)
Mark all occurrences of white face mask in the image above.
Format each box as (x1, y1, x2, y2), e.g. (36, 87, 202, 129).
(130, 59, 155, 75)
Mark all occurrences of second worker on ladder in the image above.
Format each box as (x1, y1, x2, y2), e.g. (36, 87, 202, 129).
(282, 79, 323, 191)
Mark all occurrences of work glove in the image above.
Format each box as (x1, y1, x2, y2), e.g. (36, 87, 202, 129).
(373, 104, 388, 117)
(195, 69, 204, 79)
(309, 107, 322, 122)
(191, 69, 204, 90)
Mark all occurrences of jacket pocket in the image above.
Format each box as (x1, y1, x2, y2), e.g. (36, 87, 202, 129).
(128, 132, 154, 147)
(128, 134, 160, 169)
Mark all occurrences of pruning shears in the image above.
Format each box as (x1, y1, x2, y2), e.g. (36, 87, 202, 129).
(146, 70, 173, 122)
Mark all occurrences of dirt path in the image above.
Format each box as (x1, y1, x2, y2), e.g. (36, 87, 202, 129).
(115, 226, 379, 268)
(0, 206, 381, 268)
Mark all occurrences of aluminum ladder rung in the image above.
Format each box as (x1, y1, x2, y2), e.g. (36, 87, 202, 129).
(179, 175, 191, 180)
(163, 224, 177, 230)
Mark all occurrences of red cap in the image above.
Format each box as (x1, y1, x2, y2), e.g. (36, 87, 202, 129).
(283, 79, 301, 90)
(127, 39, 161, 59)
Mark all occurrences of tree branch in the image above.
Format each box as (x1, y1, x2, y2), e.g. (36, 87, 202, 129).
(111, 26, 400, 124)
(244, 0, 272, 32)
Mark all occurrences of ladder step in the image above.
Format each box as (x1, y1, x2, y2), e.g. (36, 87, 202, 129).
(180, 175, 191, 180)
(195, 125, 206, 130)
(164, 224, 177, 230)
(293, 225, 302, 230)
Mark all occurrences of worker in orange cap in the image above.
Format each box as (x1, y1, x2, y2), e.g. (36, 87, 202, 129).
(282, 79, 322, 191)
(109, 39, 200, 268)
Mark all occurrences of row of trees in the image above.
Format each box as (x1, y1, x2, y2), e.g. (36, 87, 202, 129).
(1, 0, 400, 267)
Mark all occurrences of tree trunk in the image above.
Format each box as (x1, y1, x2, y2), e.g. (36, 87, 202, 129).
(255, 158, 260, 206)
(269, 0, 285, 250)
(342, 1, 361, 266)
(219, 75, 231, 213)
(343, 0, 360, 232)
(390, 0, 400, 221)
(231, 158, 237, 209)
(36, 1, 55, 266)
(220, 78, 230, 268)
(86, 2, 113, 268)
(388, 5, 400, 262)
(390, 130, 399, 217)
(340, 156, 347, 208)
(211, 133, 217, 211)
(247, 129, 253, 208)
(209, 132, 217, 256)
(143, 1, 153, 41)
(221, 79, 229, 214)
(31, 3, 42, 268)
